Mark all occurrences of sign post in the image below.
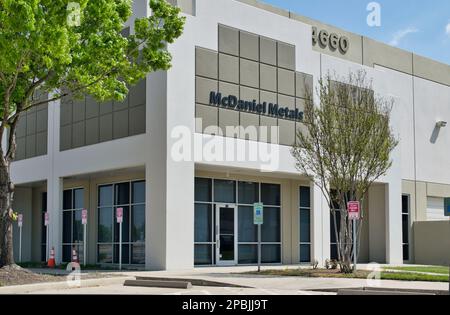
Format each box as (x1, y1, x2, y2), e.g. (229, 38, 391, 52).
(347, 201, 361, 270)
(116, 207, 123, 270)
(253, 203, 264, 273)
(82, 209, 88, 266)
(18, 214, 23, 263)
(44, 212, 50, 261)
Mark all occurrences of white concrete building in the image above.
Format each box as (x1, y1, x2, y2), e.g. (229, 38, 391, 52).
(10, 0, 450, 270)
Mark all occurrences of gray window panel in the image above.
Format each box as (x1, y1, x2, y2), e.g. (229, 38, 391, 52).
(300, 244, 311, 263)
(238, 244, 258, 264)
(132, 181, 146, 203)
(239, 31, 259, 61)
(36, 109, 48, 133)
(219, 25, 239, 56)
(26, 112, 36, 136)
(277, 42, 295, 70)
(131, 205, 145, 242)
(238, 206, 257, 242)
(99, 114, 113, 142)
(260, 64, 277, 92)
(262, 244, 281, 263)
(25, 134, 36, 158)
(260, 90, 277, 106)
(15, 137, 26, 161)
(296, 72, 314, 98)
(219, 81, 239, 98)
(261, 184, 281, 206)
(296, 122, 309, 145)
(195, 203, 212, 243)
(196, 47, 218, 79)
(259, 116, 278, 143)
(195, 104, 218, 135)
(277, 68, 295, 96)
(300, 186, 311, 208)
(214, 179, 236, 203)
(196, 76, 218, 105)
(99, 101, 113, 115)
(278, 94, 295, 109)
(296, 98, 306, 113)
(36, 132, 48, 156)
(85, 117, 99, 146)
(239, 112, 259, 141)
(238, 181, 259, 205)
(130, 79, 146, 107)
(219, 53, 239, 84)
(113, 109, 129, 139)
(113, 96, 129, 112)
(72, 121, 86, 148)
(60, 125, 72, 151)
(261, 207, 281, 242)
(300, 209, 311, 243)
(72, 97, 86, 122)
(16, 117, 27, 138)
(194, 244, 212, 266)
(85, 96, 99, 119)
(240, 58, 259, 88)
(260, 37, 277, 66)
(60, 101, 73, 126)
(99, 185, 113, 207)
(278, 120, 295, 146)
(129, 105, 146, 136)
(240, 86, 259, 103)
(219, 108, 239, 137)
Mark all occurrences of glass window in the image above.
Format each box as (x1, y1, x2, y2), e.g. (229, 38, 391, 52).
(98, 207, 113, 243)
(402, 195, 410, 261)
(195, 204, 212, 243)
(115, 182, 130, 205)
(63, 211, 72, 243)
(261, 184, 280, 206)
(99, 185, 113, 206)
(195, 178, 212, 202)
(132, 181, 145, 204)
(300, 186, 310, 208)
(261, 207, 280, 242)
(214, 179, 236, 203)
(238, 245, 258, 264)
(238, 206, 257, 242)
(300, 209, 311, 243)
(300, 244, 311, 263)
(131, 244, 145, 264)
(194, 244, 212, 265)
(131, 205, 145, 242)
(402, 195, 409, 214)
(98, 244, 112, 264)
(73, 210, 83, 242)
(114, 244, 130, 264)
(74, 188, 84, 209)
(238, 182, 259, 205)
(262, 244, 281, 263)
(63, 190, 72, 210)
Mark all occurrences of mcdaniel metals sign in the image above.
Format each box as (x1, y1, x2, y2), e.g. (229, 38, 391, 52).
(209, 91, 304, 121)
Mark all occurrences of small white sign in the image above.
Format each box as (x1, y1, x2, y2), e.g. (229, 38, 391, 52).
(44, 212, 50, 226)
(81, 209, 88, 225)
(116, 208, 123, 224)
(18, 214, 23, 228)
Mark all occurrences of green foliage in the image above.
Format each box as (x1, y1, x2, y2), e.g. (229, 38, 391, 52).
(0, 0, 185, 119)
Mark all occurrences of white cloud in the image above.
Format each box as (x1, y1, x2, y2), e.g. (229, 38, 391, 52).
(446, 22, 450, 36)
(389, 27, 418, 46)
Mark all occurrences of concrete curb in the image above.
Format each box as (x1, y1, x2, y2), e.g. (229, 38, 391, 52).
(0, 276, 134, 294)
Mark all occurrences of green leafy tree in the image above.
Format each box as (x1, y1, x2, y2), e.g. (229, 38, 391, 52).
(292, 71, 398, 273)
(0, 0, 184, 267)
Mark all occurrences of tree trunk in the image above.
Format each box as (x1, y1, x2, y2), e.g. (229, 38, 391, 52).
(0, 161, 15, 268)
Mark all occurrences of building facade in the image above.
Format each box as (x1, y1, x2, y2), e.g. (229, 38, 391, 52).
(9, 0, 450, 270)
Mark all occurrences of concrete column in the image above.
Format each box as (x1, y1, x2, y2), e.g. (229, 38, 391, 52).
(368, 184, 386, 263)
(311, 183, 330, 266)
(47, 177, 63, 264)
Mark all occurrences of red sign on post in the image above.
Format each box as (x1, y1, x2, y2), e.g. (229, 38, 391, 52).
(347, 201, 360, 220)
(44, 212, 50, 226)
(116, 208, 123, 224)
(82, 209, 88, 225)
(18, 214, 23, 228)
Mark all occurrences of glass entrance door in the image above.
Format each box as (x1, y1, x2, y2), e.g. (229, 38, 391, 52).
(216, 205, 237, 265)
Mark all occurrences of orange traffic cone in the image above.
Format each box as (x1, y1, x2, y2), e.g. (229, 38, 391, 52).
(71, 247, 79, 263)
(47, 247, 56, 268)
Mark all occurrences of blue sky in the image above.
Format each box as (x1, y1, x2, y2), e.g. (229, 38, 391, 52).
(262, 0, 450, 65)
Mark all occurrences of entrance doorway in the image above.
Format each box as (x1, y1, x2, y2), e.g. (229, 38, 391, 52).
(215, 204, 237, 266)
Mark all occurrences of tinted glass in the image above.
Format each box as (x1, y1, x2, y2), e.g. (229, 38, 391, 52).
(98, 207, 113, 242)
(402, 195, 409, 214)
(402, 215, 409, 244)
(99, 185, 113, 206)
(113, 244, 130, 264)
(63, 211, 72, 243)
(194, 204, 212, 243)
(98, 244, 112, 264)
(300, 209, 311, 243)
(261, 207, 280, 242)
(238, 245, 258, 264)
(299, 186, 310, 208)
(403, 244, 409, 261)
(132, 205, 145, 242)
(115, 182, 130, 205)
(131, 244, 145, 264)
(214, 180, 236, 203)
(300, 244, 311, 263)
(62, 245, 72, 263)
(238, 182, 259, 204)
(261, 244, 281, 263)
(194, 244, 212, 265)
(195, 178, 212, 202)
(132, 181, 145, 204)
(238, 206, 257, 242)
(74, 188, 84, 209)
(63, 190, 72, 210)
(73, 210, 83, 242)
(261, 184, 280, 206)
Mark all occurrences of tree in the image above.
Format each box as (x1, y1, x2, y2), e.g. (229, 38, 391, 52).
(292, 71, 398, 273)
(0, 0, 185, 268)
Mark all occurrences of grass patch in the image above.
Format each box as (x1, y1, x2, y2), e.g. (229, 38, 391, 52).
(244, 268, 449, 282)
(384, 266, 449, 275)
